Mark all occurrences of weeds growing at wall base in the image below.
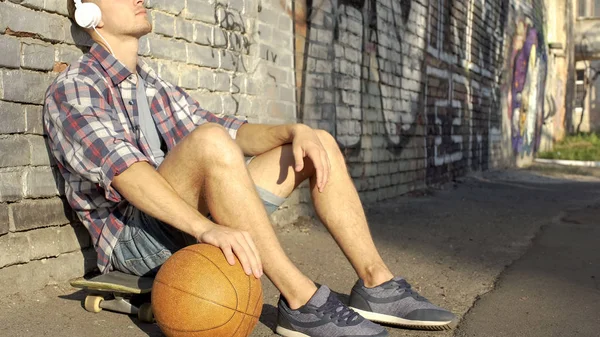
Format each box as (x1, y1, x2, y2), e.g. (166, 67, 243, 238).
(538, 133, 600, 161)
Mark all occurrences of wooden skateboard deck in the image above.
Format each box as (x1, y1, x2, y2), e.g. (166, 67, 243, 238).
(70, 271, 154, 294)
(70, 271, 155, 322)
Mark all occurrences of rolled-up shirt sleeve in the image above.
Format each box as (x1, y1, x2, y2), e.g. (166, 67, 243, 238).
(45, 78, 148, 203)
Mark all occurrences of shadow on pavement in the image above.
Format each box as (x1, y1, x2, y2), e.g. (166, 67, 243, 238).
(59, 289, 163, 336)
(259, 304, 277, 331)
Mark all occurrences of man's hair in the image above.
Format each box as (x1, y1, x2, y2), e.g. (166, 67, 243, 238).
(67, 0, 77, 22)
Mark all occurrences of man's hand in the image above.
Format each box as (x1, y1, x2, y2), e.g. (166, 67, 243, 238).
(291, 125, 331, 192)
(198, 224, 263, 279)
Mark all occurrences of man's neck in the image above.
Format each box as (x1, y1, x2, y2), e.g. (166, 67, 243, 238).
(95, 34, 140, 73)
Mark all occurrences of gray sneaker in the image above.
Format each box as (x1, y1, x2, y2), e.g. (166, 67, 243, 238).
(276, 285, 389, 337)
(349, 277, 456, 331)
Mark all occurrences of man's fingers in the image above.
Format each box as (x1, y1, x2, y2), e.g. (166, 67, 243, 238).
(221, 243, 237, 266)
(321, 151, 330, 189)
(230, 241, 253, 276)
(293, 145, 304, 172)
(308, 148, 324, 191)
(235, 234, 261, 278)
(204, 228, 260, 278)
(314, 162, 324, 191)
(242, 231, 263, 276)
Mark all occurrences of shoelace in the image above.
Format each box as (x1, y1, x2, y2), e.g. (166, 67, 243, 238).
(389, 279, 426, 300)
(317, 295, 361, 324)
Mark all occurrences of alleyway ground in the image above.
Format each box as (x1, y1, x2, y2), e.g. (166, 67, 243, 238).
(1, 166, 598, 337)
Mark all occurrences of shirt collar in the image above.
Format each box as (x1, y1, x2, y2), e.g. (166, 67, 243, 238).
(89, 43, 132, 86)
(136, 59, 159, 87)
(90, 43, 160, 87)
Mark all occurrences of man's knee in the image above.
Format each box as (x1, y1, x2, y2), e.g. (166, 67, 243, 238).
(188, 123, 244, 165)
(315, 129, 343, 157)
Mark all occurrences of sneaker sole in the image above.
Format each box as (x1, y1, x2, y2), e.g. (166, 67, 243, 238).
(350, 307, 456, 331)
(275, 326, 311, 337)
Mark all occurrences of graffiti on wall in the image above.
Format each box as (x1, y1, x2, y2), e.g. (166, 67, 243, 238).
(333, 0, 423, 153)
(213, 3, 263, 116)
(425, 0, 506, 183)
(424, 70, 497, 181)
(284, 0, 521, 184)
(507, 12, 547, 156)
(286, 0, 425, 156)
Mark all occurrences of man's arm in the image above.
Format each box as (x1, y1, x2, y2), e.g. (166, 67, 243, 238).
(112, 162, 210, 239)
(235, 123, 332, 192)
(234, 123, 297, 156)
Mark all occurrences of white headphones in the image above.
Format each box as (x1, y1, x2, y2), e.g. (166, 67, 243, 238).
(73, 0, 115, 55)
(74, 0, 102, 29)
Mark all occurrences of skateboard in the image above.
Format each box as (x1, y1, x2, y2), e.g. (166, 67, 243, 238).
(70, 271, 155, 323)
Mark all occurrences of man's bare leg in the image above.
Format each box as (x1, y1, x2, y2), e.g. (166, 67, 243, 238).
(247, 130, 394, 287)
(156, 123, 316, 309)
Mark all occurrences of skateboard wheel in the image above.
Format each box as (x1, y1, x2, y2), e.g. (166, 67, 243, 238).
(84, 295, 104, 313)
(138, 303, 153, 323)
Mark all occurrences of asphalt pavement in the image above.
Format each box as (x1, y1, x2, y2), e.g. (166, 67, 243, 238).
(0, 168, 598, 337)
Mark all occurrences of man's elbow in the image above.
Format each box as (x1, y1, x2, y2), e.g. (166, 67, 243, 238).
(112, 161, 152, 195)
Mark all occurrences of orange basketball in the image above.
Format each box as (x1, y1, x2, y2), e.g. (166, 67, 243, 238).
(152, 244, 263, 337)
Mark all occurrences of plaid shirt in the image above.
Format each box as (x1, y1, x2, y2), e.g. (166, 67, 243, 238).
(44, 44, 246, 273)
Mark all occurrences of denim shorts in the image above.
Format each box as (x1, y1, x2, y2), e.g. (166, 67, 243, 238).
(110, 185, 286, 276)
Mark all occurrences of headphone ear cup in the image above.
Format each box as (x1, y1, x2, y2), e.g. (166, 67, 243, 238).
(75, 2, 102, 29)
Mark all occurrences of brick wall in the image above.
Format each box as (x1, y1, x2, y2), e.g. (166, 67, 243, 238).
(293, 0, 571, 192)
(0, 1, 93, 294)
(0, 0, 297, 295)
(0, 0, 569, 294)
(294, 0, 513, 198)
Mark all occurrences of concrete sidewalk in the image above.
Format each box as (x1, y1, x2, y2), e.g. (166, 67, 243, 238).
(1, 168, 599, 337)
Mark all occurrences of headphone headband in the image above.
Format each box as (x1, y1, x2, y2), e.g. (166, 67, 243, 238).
(73, 0, 101, 29)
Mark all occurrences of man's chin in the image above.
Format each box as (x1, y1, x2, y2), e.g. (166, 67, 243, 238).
(134, 24, 152, 38)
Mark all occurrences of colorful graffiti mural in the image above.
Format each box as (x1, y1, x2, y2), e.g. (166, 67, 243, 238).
(507, 16, 548, 156)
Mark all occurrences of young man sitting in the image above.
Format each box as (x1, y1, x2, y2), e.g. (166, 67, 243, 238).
(43, 1, 456, 336)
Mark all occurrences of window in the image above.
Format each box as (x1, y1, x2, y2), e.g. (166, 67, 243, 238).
(580, 0, 587, 17)
(576, 70, 586, 109)
(579, 0, 600, 17)
(577, 70, 586, 83)
(577, 0, 600, 17)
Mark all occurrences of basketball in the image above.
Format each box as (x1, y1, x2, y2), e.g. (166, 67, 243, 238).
(152, 243, 263, 337)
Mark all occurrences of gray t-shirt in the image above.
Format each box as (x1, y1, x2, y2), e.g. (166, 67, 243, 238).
(136, 74, 165, 166)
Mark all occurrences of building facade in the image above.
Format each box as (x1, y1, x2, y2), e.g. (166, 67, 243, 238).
(575, 0, 600, 133)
